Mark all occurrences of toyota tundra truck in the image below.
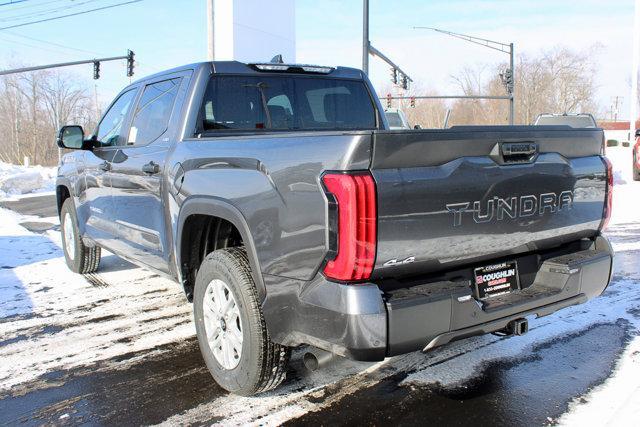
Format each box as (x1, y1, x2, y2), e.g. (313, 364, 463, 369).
(55, 60, 614, 396)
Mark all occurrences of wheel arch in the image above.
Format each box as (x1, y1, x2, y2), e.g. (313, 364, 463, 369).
(56, 181, 72, 218)
(176, 196, 266, 302)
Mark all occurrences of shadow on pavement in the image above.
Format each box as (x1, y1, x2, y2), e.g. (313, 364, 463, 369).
(0, 234, 61, 319)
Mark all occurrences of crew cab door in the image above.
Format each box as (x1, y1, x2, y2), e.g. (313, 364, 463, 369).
(81, 88, 138, 247)
(108, 74, 187, 272)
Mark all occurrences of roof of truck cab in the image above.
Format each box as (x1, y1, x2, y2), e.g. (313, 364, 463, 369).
(131, 61, 365, 85)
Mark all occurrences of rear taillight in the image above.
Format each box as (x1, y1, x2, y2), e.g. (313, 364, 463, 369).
(322, 172, 376, 281)
(599, 156, 613, 231)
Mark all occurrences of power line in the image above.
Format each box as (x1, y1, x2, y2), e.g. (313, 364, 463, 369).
(0, 33, 74, 55)
(2, 29, 101, 54)
(0, 1, 28, 7)
(0, 0, 143, 30)
(0, 0, 103, 23)
(0, 0, 71, 12)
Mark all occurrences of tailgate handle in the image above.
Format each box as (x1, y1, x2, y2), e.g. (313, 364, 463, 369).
(501, 142, 538, 163)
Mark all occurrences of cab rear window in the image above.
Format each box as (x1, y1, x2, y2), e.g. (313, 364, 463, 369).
(199, 75, 377, 132)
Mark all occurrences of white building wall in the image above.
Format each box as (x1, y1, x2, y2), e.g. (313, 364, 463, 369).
(213, 0, 296, 63)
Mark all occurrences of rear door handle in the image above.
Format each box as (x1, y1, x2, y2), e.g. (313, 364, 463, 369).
(99, 161, 111, 171)
(142, 161, 160, 175)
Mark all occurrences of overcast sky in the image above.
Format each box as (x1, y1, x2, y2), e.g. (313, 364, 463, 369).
(0, 0, 635, 120)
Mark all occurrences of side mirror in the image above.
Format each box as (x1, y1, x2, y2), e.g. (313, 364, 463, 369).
(57, 125, 86, 150)
(635, 129, 640, 138)
(413, 124, 422, 130)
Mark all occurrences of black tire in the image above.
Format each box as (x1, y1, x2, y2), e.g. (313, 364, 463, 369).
(634, 169, 640, 181)
(60, 198, 101, 274)
(193, 247, 290, 396)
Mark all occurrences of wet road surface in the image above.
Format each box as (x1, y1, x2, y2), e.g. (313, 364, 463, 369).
(0, 339, 225, 426)
(286, 323, 631, 427)
(0, 194, 57, 218)
(1, 194, 639, 425)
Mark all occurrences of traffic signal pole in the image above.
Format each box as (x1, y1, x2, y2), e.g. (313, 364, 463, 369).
(362, 0, 369, 74)
(414, 27, 515, 125)
(0, 50, 135, 79)
(362, 0, 412, 89)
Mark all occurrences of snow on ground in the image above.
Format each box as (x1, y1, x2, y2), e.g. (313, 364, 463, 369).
(0, 206, 194, 391)
(0, 161, 56, 198)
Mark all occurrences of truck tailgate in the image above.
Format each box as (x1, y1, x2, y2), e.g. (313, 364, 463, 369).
(371, 126, 607, 279)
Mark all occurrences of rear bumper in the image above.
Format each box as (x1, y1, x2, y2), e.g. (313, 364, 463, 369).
(262, 236, 613, 361)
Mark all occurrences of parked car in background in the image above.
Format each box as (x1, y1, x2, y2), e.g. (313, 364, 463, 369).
(634, 129, 640, 181)
(384, 108, 411, 129)
(534, 113, 597, 128)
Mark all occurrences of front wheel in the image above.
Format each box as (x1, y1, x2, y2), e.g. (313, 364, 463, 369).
(60, 199, 101, 274)
(193, 247, 290, 396)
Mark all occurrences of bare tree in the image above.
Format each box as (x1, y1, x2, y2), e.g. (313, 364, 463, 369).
(448, 46, 600, 126)
(0, 68, 98, 166)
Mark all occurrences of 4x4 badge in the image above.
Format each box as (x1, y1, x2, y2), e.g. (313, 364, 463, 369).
(383, 256, 415, 267)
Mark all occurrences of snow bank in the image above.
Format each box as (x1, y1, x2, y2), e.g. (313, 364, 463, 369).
(0, 162, 56, 198)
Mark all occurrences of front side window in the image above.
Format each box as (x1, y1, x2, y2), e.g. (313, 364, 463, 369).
(95, 89, 137, 147)
(200, 75, 377, 132)
(128, 78, 181, 145)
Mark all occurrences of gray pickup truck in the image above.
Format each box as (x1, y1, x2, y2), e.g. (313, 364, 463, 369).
(56, 60, 614, 396)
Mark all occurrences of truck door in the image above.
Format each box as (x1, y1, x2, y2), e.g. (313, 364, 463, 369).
(108, 75, 186, 272)
(82, 88, 138, 247)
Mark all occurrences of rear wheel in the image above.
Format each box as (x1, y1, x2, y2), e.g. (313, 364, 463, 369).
(60, 199, 101, 274)
(193, 247, 289, 396)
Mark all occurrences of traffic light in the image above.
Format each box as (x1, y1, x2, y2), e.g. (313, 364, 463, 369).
(410, 97, 415, 108)
(401, 75, 408, 90)
(501, 68, 514, 94)
(386, 93, 392, 109)
(93, 61, 100, 80)
(127, 50, 135, 77)
(390, 67, 397, 85)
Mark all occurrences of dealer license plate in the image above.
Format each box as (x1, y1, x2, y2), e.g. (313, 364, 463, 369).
(473, 261, 519, 299)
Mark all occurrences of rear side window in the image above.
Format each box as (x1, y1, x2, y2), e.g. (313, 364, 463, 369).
(385, 112, 404, 128)
(200, 75, 377, 132)
(128, 78, 181, 145)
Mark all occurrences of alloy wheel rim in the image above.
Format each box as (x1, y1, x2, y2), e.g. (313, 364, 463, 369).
(63, 213, 75, 261)
(203, 279, 243, 369)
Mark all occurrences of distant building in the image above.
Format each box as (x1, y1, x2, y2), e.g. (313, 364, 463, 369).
(597, 120, 640, 142)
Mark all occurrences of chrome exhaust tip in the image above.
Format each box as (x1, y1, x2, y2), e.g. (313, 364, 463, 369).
(302, 347, 335, 371)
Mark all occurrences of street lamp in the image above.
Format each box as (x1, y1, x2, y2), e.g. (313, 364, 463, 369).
(414, 26, 515, 125)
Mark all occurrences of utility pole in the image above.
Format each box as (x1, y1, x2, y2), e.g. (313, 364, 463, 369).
(509, 42, 515, 126)
(362, 0, 369, 74)
(206, 0, 215, 61)
(414, 27, 515, 125)
(631, 0, 640, 140)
